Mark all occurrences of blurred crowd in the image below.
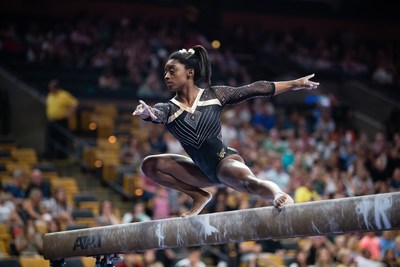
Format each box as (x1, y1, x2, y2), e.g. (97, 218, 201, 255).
(0, 11, 399, 267)
(0, 13, 399, 97)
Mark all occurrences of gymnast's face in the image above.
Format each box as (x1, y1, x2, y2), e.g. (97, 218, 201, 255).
(164, 59, 193, 92)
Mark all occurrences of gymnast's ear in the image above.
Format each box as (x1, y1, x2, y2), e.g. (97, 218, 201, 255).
(187, 68, 194, 79)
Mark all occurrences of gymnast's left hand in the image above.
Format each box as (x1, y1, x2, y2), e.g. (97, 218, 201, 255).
(132, 100, 157, 120)
(292, 73, 319, 90)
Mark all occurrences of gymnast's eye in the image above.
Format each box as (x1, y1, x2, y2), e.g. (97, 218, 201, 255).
(164, 64, 177, 77)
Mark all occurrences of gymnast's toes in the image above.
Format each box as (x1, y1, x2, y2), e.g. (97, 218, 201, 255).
(273, 192, 294, 209)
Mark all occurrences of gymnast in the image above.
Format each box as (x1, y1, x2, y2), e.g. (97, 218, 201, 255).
(133, 45, 319, 217)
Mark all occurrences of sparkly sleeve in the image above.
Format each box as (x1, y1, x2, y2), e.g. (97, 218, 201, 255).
(212, 81, 275, 105)
(143, 102, 171, 124)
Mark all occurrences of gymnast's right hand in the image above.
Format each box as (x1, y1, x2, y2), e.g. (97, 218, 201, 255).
(132, 100, 157, 120)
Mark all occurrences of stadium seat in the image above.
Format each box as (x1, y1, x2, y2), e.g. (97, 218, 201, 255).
(18, 255, 49, 267)
(0, 257, 20, 267)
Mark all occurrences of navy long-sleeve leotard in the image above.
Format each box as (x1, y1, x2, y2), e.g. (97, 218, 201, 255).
(144, 81, 275, 183)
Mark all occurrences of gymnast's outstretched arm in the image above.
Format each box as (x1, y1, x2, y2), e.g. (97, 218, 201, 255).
(212, 73, 319, 105)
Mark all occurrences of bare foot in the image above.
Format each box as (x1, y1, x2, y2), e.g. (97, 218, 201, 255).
(273, 192, 294, 210)
(181, 191, 213, 217)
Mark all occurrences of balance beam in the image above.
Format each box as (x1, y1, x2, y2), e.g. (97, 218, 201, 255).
(43, 192, 400, 260)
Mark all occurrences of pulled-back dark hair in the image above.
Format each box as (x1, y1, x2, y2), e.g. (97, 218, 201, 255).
(168, 45, 212, 87)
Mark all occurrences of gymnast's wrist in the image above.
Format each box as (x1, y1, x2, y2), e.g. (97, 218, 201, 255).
(142, 114, 152, 121)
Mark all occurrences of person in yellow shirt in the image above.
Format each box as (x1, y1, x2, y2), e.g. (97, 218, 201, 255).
(294, 178, 320, 203)
(44, 79, 78, 159)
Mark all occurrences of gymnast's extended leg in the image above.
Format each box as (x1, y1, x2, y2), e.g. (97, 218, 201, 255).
(216, 154, 294, 209)
(141, 154, 215, 217)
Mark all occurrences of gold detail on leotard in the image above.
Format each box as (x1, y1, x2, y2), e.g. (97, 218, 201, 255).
(217, 148, 226, 160)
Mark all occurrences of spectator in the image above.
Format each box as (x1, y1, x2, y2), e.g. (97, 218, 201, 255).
(115, 252, 144, 267)
(336, 248, 356, 267)
(207, 188, 228, 214)
(3, 168, 27, 205)
(174, 247, 207, 267)
(289, 249, 309, 267)
(95, 199, 121, 226)
(221, 109, 239, 146)
(379, 231, 397, 259)
(305, 236, 335, 266)
(44, 187, 74, 226)
(44, 78, 78, 159)
(263, 127, 287, 155)
(21, 188, 51, 223)
(381, 247, 397, 267)
(137, 173, 159, 204)
(0, 189, 23, 227)
(13, 219, 43, 256)
(98, 68, 121, 90)
(25, 168, 52, 200)
(263, 157, 290, 193)
(143, 250, 164, 267)
(294, 177, 320, 203)
(91, 49, 112, 68)
(151, 186, 170, 220)
(147, 125, 167, 154)
(121, 201, 151, 224)
(359, 232, 381, 261)
(352, 165, 374, 196)
(370, 132, 387, 157)
(369, 154, 391, 185)
(372, 58, 395, 86)
(314, 246, 337, 267)
(387, 144, 400, 178)
(238, 240, 262, 267)
(119, 136, 141, 167)
(354, 252, 385, 267)
(314, 109, 336, 137)
(155, 249, 177, 267)
(137, 70, 169, 99)
(46, 219, 61, 233)
(388, 167, 400, 192)
(119, 135, 150, 176)
(394, 235, 400, 258)
(0, 22, 23, 54)
(251, 99, 276, 133)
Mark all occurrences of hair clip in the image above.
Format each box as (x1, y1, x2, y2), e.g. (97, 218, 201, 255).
(179, 48, 195, 55)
